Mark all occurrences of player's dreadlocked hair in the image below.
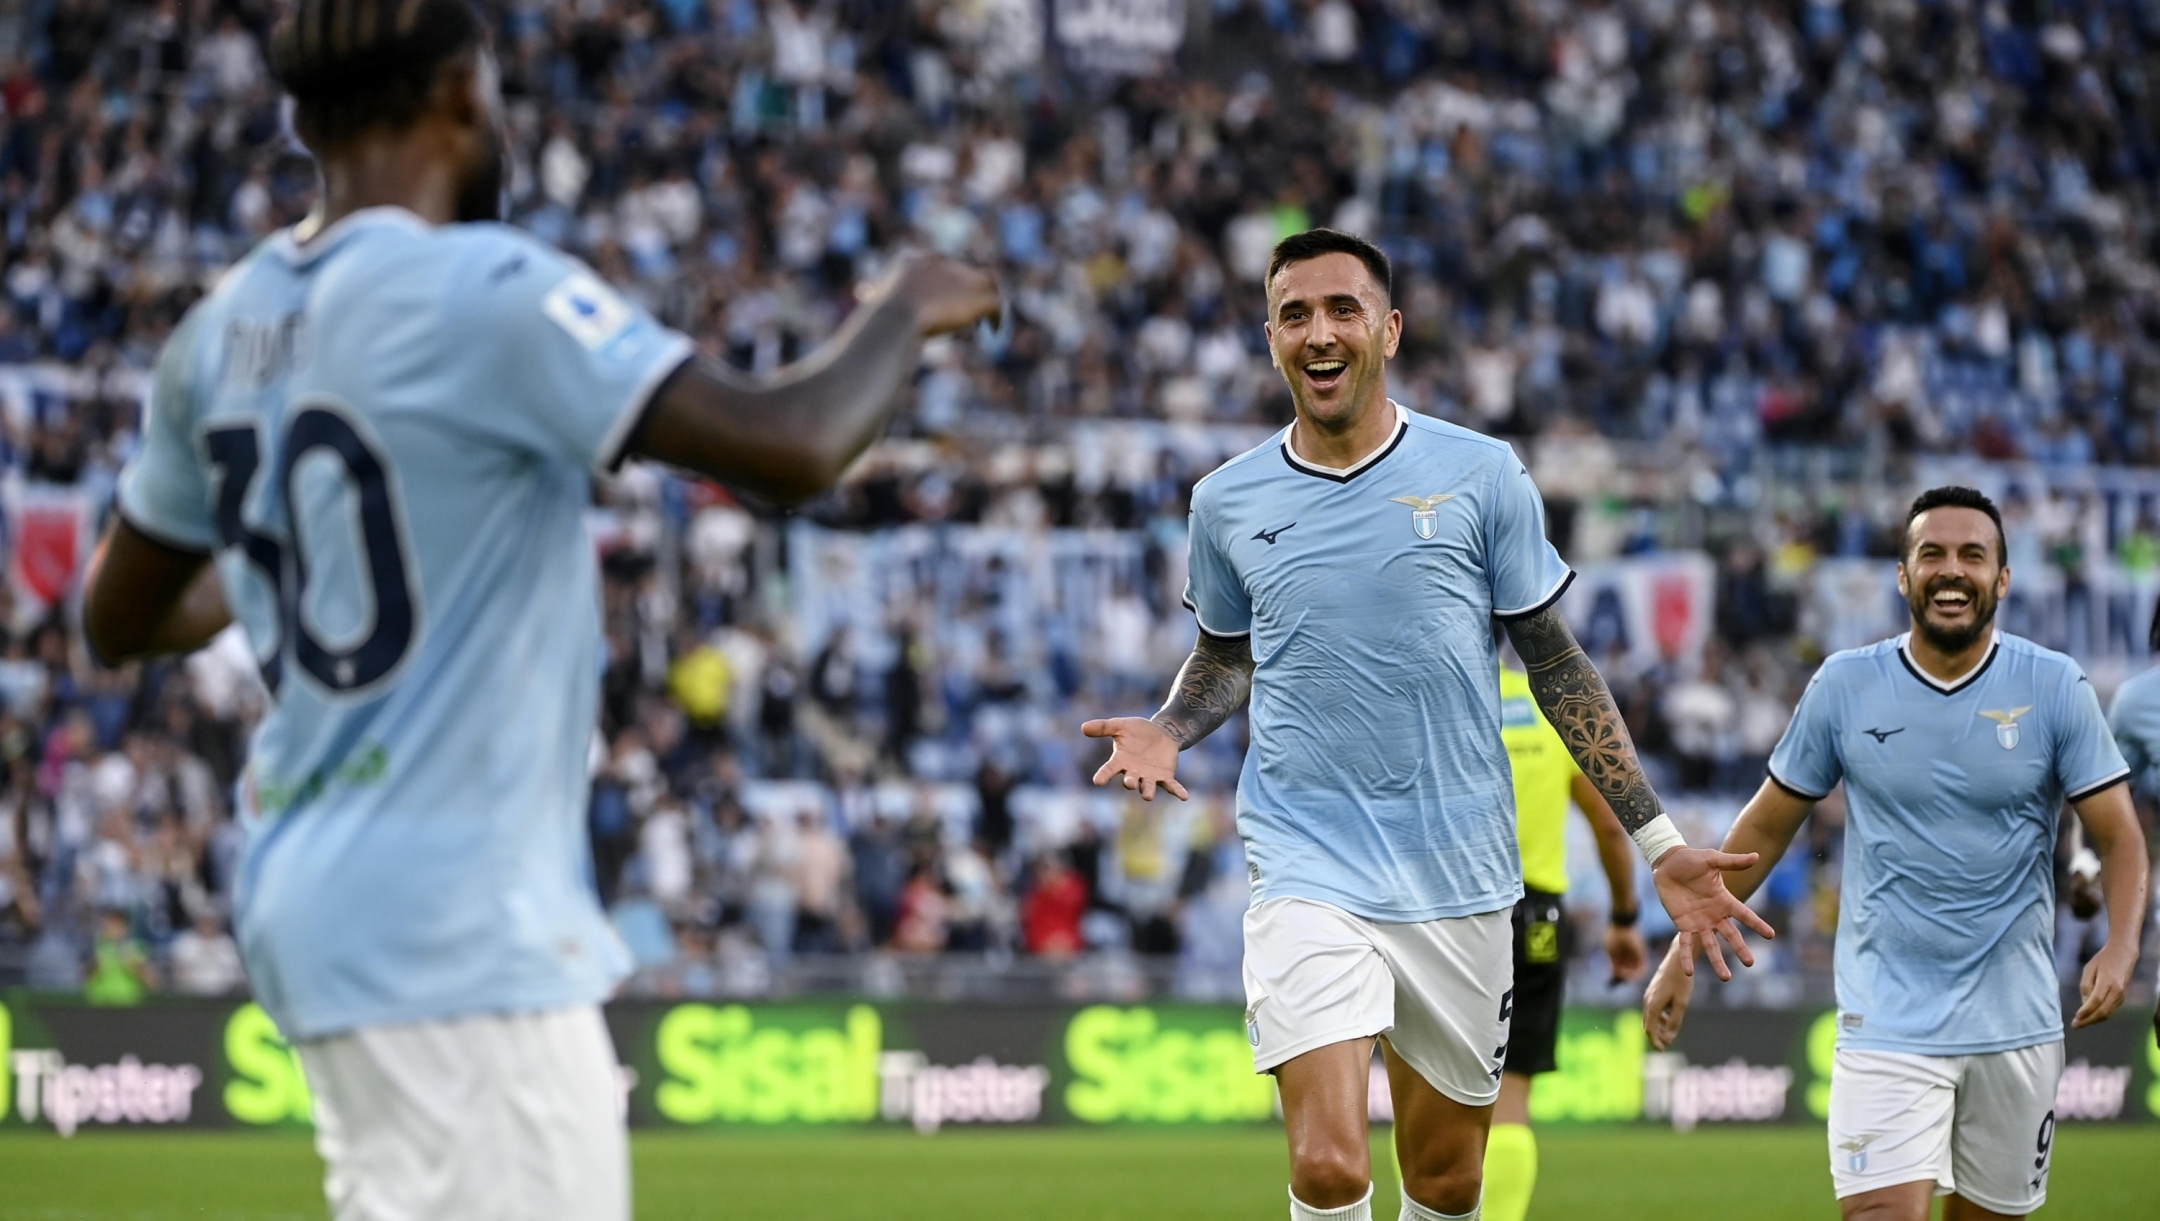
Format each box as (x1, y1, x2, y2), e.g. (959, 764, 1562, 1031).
(269, 0, 485, 147)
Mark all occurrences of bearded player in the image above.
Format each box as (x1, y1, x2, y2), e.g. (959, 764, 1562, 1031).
(1645, 487, 2149, 1221)
(81, 2, 995, 1217)
(1085, 229, 1771, 1221)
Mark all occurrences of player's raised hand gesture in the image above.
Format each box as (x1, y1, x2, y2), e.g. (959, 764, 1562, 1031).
(1082, 717, 1190, 803)
(1652, 846, 1775, 982)
(868, 250, 1001, 337)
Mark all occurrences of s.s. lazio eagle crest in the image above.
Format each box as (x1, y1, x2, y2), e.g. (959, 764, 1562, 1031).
(1979, 706, 2032, 750)
(1390, 493, 1458, 540)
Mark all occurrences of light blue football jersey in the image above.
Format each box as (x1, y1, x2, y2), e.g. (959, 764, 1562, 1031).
(116, 207, 692, 1039)
(1182, 402, 1573, 922)
(2106, 664, 2160, 799)
(1768, 632, 2128, 1055)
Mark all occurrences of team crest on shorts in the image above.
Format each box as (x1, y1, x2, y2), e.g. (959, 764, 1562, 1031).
(1389, 493, 1458, 540)
(1979, 705, 2032, 750)
(1838, 1137, 1872, 1173)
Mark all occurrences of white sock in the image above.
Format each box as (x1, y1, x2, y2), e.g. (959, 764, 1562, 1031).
(1400, 1184, 1480, 1220)
(1289, 1184, 1373, 1221)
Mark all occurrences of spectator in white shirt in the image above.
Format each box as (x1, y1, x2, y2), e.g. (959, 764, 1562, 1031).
(169, 910, 245, 996)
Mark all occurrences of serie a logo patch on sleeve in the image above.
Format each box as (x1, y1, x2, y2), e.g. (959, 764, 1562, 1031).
(541, 272, 635, 352)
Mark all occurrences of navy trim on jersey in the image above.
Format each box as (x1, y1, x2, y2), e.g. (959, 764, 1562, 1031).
(593, 340, 696, 474)
(1767, 770, 1827, 802)
(116, 503, 213, 556)
(1179, 594, 1250, 639)
(1895, 632, 2000, 696)
(1494, 568, 1577, 621)
(2067, 770, 2131, 804)
(1279, 409, 1409, 483)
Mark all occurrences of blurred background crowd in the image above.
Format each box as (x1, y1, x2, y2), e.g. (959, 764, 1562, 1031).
(0, 0, 2156, 1007)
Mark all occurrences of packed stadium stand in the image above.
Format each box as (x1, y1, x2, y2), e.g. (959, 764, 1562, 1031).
(0, 0, 2154, 1008)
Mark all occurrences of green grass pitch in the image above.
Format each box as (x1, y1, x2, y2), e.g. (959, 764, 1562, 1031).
(0, 1127, 2154, 1219)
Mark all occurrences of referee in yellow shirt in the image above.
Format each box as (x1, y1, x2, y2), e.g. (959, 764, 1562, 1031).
(1483, 664, 1650, 1221)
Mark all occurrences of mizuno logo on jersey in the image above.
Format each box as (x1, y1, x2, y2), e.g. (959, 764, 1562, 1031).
(1862, 726, 1904, 743)
(1389, 492, 1459, 540)
(1979, 706, 2033, 750)
(1252, 522, 1295, 545)
(541, 273, 636, 352)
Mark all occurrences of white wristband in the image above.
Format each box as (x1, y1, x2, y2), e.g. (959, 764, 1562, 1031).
(1631, 813, 1687, 866)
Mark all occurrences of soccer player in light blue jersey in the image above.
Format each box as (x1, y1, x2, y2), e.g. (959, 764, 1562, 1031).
(2106, 608, 2160, 1051)
(1085, 230, 1772, 1221)
(1644, 487, 2150, 1221)
(78, 2, 996, 1217)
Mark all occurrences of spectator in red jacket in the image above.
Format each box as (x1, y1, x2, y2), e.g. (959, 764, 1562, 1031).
(1022, 853, 1088, 957)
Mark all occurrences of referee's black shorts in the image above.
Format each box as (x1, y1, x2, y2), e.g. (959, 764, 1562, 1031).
(1503, 887, 1570, 1077)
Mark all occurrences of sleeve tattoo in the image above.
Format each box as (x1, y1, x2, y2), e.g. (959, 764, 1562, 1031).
(1503, 607, 1665, 835)
(1151, 631, 1255, 748)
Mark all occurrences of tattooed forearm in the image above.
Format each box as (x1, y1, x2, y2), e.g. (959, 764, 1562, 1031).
(1503, 607, 1665, 835)
(1151, 631, 1255, 748)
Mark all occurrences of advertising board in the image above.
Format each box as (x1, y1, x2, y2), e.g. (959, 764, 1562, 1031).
(3, 997, 2154, 1135)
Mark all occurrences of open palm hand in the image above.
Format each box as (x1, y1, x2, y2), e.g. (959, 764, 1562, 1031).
(1653, 847, 1775, 981)
(1081, 717, 1189, 802)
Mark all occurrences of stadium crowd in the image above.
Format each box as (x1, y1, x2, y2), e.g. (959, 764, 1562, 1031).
(0, 0, 2157, 999)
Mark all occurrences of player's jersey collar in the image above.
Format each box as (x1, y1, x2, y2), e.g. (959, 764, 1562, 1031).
(1280, 400, 1409, 483)
(271, 206, 431, 268)
(1895, 630, 2000, 696)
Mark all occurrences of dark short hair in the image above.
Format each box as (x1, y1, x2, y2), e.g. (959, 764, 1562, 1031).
(1904, 486, 2006, 564)
(1266, 228, 1392, 304)
(270, 0, 485, 147)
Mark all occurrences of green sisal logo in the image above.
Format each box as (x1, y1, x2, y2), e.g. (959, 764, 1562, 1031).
(2147, 1027, 2159, 1119)
(1528, 1011, 1647, 1122)
(653, 1004, 880, 1124)
(1806, 1010, 1838, 1119)
(223, 1003, 313, 1125)
(1063, 1006, 1275, 1123)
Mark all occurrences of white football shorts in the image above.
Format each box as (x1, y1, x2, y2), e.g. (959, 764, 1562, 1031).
(1242, 896, 1513, 1107)
(296, 1005, 628, 1221)
(1827, 1041, 2064, 1214)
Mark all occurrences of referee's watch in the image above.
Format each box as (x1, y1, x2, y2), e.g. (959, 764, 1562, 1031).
(1609, 905, 1640, 929)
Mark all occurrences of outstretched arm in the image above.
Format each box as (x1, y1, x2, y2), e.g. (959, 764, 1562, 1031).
(83, 521, 231, 664)
(1643, 779, 1815, 1048)
(628, 253, 998, 505)
(1082, 631, 1254, 802)
(1503, 606, 1774, 978)
(1151, 631, 1256, 748)
(1504, 606, 1664, 835)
